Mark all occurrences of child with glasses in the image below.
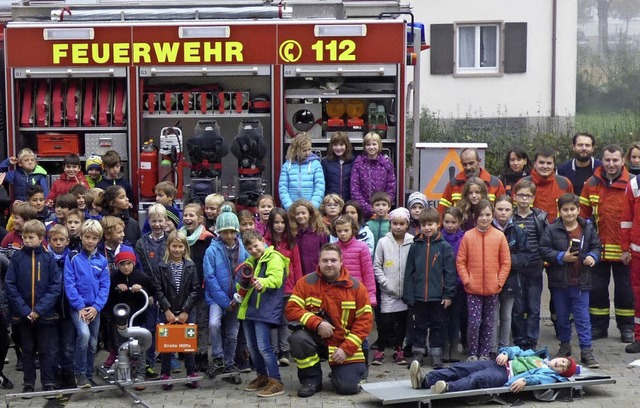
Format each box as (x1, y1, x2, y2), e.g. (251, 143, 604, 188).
(511, 179, 549, 351)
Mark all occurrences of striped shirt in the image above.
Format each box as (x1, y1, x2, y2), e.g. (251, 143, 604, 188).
(170, 261, 184, 293)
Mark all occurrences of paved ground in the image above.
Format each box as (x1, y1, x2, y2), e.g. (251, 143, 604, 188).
(2, 282, 640, 408)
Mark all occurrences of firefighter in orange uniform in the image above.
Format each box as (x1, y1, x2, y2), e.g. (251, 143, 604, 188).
(285, 243, 373, 398)
(437, 148, 505, 215)
(580, 144, 634, 343)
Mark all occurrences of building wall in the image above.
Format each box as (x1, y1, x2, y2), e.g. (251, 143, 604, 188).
(409, 0, 577, 120)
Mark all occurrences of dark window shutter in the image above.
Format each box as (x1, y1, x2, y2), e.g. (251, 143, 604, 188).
(504, 22, 527, 73)
(430, 24, 454, 75)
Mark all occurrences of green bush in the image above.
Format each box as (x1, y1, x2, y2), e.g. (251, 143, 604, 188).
(408, 108, 640, 176)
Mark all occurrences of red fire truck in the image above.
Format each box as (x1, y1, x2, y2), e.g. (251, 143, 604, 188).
(2, 1, 425, 218)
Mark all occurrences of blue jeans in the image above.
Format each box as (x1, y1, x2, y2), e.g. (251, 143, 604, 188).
(243, 320, 281, 381)
(71, 311, 100, 378)
(551, 286, 592, 349)
(424, 360, 508, 391)
(144, 304, 159, 367)
(512, 262, 543, 348)
(209, 303, 240, 367)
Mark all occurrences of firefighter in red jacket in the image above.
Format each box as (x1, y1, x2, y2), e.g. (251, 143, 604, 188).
(580, 145, 634, 343)
(285, 243, 373, 398)
(437, 148, 505, 215)
(519, 147, 573, 223)
(620, 154, 640, 353)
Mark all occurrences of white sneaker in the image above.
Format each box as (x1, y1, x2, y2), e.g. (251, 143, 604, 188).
(432, 380, 448, 394)
(409, 360, 424, 389)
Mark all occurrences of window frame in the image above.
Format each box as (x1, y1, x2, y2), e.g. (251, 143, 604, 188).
(454, 21, 504, 77)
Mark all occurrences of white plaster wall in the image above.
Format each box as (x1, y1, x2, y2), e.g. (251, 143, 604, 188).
(408, 0, 577, 119)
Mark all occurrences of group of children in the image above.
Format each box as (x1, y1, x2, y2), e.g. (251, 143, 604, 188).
(0, 137, 602, 399)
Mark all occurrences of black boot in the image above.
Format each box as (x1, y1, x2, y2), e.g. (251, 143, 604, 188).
(297, 364, 323, 398)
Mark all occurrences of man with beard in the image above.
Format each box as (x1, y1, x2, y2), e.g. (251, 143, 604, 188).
(437, 148, 505, 215)
(557, 133, 602, 196)
(580, 144, 634, 344)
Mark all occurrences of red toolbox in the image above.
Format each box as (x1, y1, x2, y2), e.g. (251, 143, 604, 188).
(37, 133, 80, 156)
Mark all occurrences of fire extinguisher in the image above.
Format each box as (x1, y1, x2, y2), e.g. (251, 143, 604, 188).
(140, 140, 158, 199)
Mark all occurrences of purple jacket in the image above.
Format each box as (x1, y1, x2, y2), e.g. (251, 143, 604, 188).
(295, 227, 327, 276)
(337, 237, 377, 307)
(350, 154, 396, 218)
(442, 229, 465, 285)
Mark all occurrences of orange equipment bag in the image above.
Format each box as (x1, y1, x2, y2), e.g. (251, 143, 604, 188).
(155, 323, 198, 353)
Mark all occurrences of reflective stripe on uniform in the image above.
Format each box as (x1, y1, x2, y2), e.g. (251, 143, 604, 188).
(294, 354, 320, 369)
(589, 307, 610, 316)
(355, 304, 373, 318)
(615, 308, 635, 317)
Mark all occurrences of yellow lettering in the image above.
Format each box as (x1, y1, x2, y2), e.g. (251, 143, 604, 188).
(112, 43, 130, 63)
(91, 43, 110, 64)
(225, 41, 243, 62)
(71, 43, 88, 64)
(132, 42, 151, 63)
(153, 42, 180, 63)
(52, 44, 69, 64)
(203, 42, 221, 63)
(183, 42, 201, 63)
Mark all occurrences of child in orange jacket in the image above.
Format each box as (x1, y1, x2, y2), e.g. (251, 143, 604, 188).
(457, 199, 511, 361)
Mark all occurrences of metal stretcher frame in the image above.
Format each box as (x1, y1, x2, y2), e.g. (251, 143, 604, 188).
(361, 375, 616, 408)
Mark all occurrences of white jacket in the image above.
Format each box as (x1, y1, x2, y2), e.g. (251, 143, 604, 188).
(373, 232, 414, 313)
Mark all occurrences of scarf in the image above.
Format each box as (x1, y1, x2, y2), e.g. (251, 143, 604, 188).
(180, 225, 204, 247)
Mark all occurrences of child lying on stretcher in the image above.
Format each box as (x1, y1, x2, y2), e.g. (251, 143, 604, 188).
(409, 346, 579, 394)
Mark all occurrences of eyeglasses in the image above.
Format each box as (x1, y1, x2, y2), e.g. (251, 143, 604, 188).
(516, 193, 533, 199)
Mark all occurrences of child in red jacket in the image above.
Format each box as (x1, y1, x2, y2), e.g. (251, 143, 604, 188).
(47, 154, 89, 206)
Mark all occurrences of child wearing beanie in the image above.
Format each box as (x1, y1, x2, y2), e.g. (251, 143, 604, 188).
(85, 155, 103, 189)
(372, 207, 414, 366)
(407, 192, 427, 236)
(107, 250, 154, 389)
(203, 205, 250, 377)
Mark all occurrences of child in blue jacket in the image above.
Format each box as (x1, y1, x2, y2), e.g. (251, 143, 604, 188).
(64, 219, 110, 388)
(0, 148, 48, 201)
(203, 205, 249, 377)
(5, 220, 61, 395)
(410, 346, 579, 394)
(278, 133, 325, 210)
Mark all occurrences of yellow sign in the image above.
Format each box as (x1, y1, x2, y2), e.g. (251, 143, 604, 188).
(52, 41, 245, 65)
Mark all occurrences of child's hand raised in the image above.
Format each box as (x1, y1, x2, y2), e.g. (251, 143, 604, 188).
(8, 156, 18, 165)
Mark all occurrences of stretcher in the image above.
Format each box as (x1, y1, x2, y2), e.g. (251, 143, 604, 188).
(361, 370, 615, 408)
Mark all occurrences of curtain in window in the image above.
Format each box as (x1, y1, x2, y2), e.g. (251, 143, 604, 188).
(459, 26, 475, 68)
(480, 26, 497, 67)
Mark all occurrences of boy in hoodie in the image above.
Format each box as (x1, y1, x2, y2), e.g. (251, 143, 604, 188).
(0, 148, 48, 201)
(203, 205, 249, 379)
(47, 154, 89, 206)
(402, 207, 456, 369)
(409, 346, 579, 393)
(372, 207, 414, 366)
(237, 230, 289, 398)
(5, 220, 61, 396)
(96, 150, 134, 205)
